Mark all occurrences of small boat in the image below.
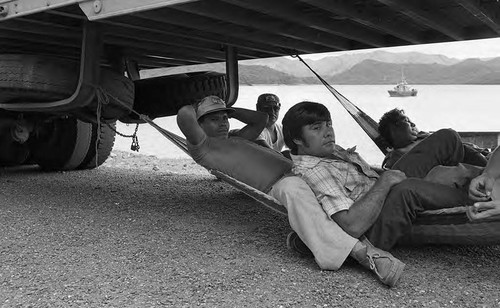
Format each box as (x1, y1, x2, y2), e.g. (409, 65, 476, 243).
(388, 71, 418, 97)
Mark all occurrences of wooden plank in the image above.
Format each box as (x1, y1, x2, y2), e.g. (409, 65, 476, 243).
(103, 23, 228, 59)
(103, 15, 286, 58)
(119, 45, 210, 65)
(1, 17, 80, 38)
(221, 0, 388, 48)
(106, 35, 226, 62)
(376, 0, 465, 40)
(127, 55, 196, 69)
(176, 0, 354, 51)
(456, 0, 500, 35)
(299, 0, 422, 45)
(137, 9, 328, 54)
(0, 28, 79, 48)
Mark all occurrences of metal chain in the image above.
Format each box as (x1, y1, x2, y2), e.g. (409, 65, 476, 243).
(104, 121, 140, 152)
(95, 86, 140, 152)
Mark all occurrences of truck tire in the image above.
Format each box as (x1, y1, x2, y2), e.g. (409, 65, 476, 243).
(30, 117, 116, 171)
(78, 121, 116, 170)
(0, 54, 132, 170)
(0, 54, 134, 119)
(0, 54, 76, 103)
(129, 71, 227, 120)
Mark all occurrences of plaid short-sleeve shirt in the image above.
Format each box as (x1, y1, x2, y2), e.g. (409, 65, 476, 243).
(291, 145, 379, 218)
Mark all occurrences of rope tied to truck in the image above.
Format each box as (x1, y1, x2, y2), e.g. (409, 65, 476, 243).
(93, 85, 189, 156)
(291, 53, 389, 154)
(94, 86, 141, 166)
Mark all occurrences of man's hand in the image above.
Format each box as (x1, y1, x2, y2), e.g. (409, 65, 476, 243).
(469, 174, 494, 202)
(379, 169, 407, 187)
(229, 107, 267, 141)
(467, 200, 500, 220)
(191, 102, 199, 113)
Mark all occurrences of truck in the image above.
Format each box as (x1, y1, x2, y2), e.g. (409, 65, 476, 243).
(0, 0, 499, 170)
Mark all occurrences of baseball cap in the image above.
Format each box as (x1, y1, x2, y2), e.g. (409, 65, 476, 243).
(196, 96, 234, 120)
(257, 93, 280, 106)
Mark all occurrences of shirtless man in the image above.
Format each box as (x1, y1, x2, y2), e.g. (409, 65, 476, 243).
(176, 95, 291, 193)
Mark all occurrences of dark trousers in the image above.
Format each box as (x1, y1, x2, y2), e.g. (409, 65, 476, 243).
(366, 129, 472, 250)
(463, 143, 488, 167)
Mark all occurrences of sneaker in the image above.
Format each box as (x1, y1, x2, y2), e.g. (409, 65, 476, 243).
(353, 238, 405, 288)
(286, 231, 313, 257)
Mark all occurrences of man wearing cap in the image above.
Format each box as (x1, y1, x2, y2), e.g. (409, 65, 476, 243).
(255, 93, 285, 152)
(177, 96, 292, 193)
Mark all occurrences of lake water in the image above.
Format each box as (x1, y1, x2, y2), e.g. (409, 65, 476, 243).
(113, 84, 500, 165)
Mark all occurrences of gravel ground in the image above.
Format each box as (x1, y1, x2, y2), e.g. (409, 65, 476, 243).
(1, 151, 499, 307)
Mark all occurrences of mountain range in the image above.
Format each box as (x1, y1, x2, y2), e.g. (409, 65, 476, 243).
(142, 50, 500, 85)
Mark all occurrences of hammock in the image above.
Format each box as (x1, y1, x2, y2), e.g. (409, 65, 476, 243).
(138, 113, 500, 246)
(133, 114, 289, 216)
(96, 78, 500, 248)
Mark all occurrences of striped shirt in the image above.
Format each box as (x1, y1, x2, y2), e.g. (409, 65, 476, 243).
(291, 145, 379, 218)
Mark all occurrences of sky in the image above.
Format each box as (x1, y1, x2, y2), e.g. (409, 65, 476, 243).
(303, 37, 500, 60)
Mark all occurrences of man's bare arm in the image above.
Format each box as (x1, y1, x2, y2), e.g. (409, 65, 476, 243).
(332, 170, 406, 238)
(176, 105, 206, 145)
(230, 107, 268, 141)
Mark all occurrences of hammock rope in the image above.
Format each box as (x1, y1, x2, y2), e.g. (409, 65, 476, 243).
(93, 86, 287, 215)
(291, 54, 388, 154)
(94, 86, 190, 156)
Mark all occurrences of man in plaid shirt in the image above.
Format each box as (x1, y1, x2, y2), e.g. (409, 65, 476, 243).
(282, 101, 472, 287)
(292, 145, 379, 219)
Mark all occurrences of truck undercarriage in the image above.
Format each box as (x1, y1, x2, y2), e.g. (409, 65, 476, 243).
(0, 0, 499, 169)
